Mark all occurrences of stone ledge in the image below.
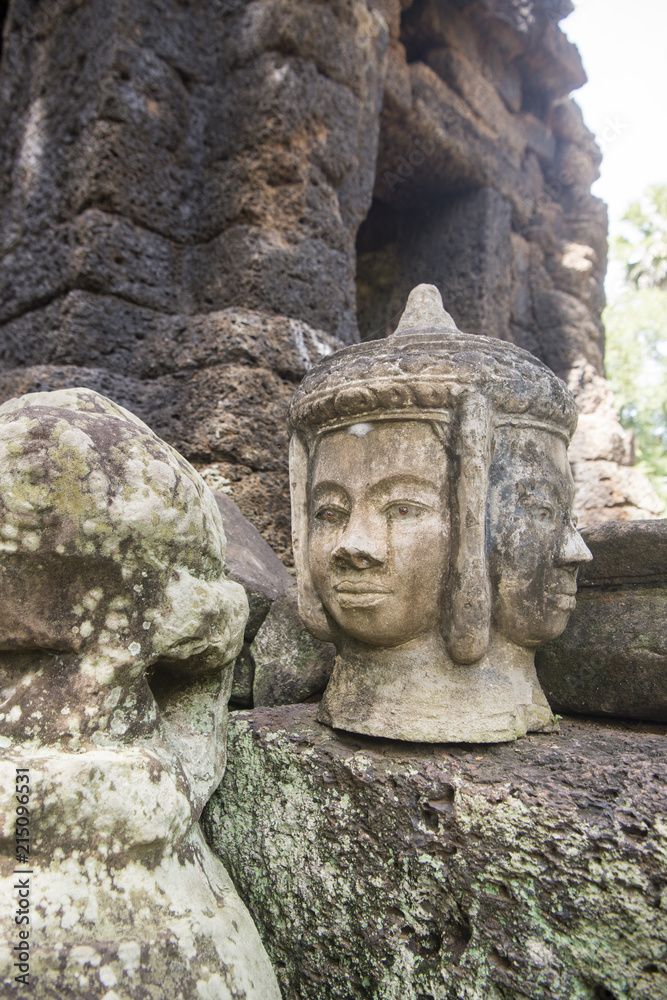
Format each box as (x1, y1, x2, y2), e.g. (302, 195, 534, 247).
(204, 704, 667, 1000)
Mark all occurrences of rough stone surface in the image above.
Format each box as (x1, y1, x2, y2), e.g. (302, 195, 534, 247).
(215, 490, 294, 633)
(536, 519, 667, 722)
(576, 518, 667, 583)
(0, 388, 248, 770)
(0, 0, 661, 564)
(214, 490, 295, 704)
(0, 301, 342, 563)
(0, 0, 368, 561)
(250, 587, 335, 707)
(288, 285, 592, 743)
(571, 459, 664, 524)
(204, 703, 667, 1000)
(210, 491, 333, 709)
(361, 0, 660, 522)
(0, 388, 279, 999)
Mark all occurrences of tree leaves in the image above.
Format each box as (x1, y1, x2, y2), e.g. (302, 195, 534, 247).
(605, 186, 667, 505)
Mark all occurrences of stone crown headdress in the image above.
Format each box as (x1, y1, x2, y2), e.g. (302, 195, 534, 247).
(289, 284, 577, 441)
(289, 285, 578, 665)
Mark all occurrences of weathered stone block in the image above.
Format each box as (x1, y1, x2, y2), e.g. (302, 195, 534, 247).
(205, 703, 667, 1000)
(425, 46, 526, 160)
(186, 225, 356, 340)
(250, 588, 335, 708)
(390, 188, 514, 342)
(72, 209, 182, 312)
(572, 460, 664, 525)
(532, 288, 604, 377)
(213, 491, 295, 706)
(516, 21, 586, 101)
(216, 491, 294, 638)
(567, 377, 634, 466)
(537, 520, 667, 722)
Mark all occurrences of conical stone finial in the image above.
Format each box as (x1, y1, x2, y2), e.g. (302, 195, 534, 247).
(392, 283, 458, 336)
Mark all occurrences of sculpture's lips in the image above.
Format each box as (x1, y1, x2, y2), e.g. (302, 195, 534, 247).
(334, 582, 392, 594)
(548, 572, 578, 597)
(334, 581, 392, 609)
(548, 586, 577, 610)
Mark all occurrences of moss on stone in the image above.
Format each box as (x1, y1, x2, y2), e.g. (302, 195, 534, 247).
(205, 704, 667, 1000)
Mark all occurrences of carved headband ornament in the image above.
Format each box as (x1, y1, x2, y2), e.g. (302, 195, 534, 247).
(289, 284, 579, 665)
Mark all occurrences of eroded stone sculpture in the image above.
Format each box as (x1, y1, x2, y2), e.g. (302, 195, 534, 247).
(0, 388, 280, 998)
(289, 284, 592, 743)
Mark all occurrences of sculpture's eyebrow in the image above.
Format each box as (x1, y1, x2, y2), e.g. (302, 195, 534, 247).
(310, 480, 350, 501)
(369, 474, 442, 500)
(518, 479, 557, 497)
(517, 479, 573, 507)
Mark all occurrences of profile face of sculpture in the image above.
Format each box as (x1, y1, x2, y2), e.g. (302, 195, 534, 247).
(488, 428, 592, 647)
(289, 283, 592, 744)
(308, 420, 448, 648)
(0, 388, 280, 999)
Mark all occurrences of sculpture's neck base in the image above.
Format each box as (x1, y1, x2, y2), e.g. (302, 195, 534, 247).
(317, 632, 555, 743)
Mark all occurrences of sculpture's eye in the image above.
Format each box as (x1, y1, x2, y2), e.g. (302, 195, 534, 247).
(520, 495, 555, 523)
(315, 505, 347, 525)
(385, 502, 424, 520)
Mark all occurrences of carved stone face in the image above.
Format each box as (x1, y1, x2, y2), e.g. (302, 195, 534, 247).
(0, 389, 279, 1000)
(487, 427, 592, 646)
(0, 388, 248, 783)
(289, 284, 587, 743)
(308, 420, 449, 648)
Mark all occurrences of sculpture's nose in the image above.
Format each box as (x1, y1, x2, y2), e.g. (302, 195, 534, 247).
(555, 524, 592, 568)
(332, 514, 386, 569)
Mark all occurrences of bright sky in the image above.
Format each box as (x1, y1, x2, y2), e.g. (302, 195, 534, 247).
(562, 0, 667, 233)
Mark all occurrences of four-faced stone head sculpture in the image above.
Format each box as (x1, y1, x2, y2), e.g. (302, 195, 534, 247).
(289, 284, 592, 743)
(0, 388, 280, 998)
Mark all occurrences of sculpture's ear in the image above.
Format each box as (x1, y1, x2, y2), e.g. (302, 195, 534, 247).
(448, 392, 492, 664)
(289, 433, 336, 643)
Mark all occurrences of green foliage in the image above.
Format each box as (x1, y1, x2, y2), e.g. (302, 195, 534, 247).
(604, 185, 667, 505)
(615, 185, 667, 290)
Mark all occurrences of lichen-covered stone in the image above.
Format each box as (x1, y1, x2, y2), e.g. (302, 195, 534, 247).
(0, 388, 280, 998)
(1, 753, 280, 999)
(0, 388, 247, 779)
(205, 703, 667, 1000)
(250, 588, 334, 707)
